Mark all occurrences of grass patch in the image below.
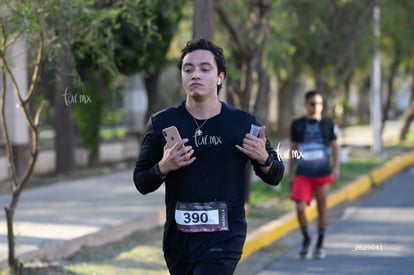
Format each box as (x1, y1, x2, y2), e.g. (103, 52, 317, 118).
(383, 127, 414, 148)
(62, 227, 168, 275)
(100, 126, 126, 140)
(38, 126, 127, 149)
(333, 156, 386, 191)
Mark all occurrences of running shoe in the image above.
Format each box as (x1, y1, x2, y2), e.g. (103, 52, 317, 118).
(312, 246, 326, 259)
(299, 237, 311, 258)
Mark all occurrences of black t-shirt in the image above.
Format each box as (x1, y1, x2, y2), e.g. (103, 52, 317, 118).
(134, 101, 284, 267)
(290, 116, 338, 177)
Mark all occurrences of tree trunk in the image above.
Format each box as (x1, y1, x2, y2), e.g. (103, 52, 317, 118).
(5, 206, 23, 274)
(240, 58, 254, 111)
(277, 78, 293, 137)
(193, 0, 214, 40)
(342, 78, 351, 127)
(399, 88, 414, 141)
(145, 69, 161, 124)
(253, 43, 270, 124)
(54, 46, 75, 175)
(254, 72, 270, 124)
(399, 101, 414, 141)
(381, 54, 400, 134)
(399, 69, 414, 141)
(357, 76, 371, 123)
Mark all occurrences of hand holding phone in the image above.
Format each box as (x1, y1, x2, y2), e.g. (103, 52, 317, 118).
(162, 126, 182, 148)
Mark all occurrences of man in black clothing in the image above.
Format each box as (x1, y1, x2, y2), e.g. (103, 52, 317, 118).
(133, 39, 284, 275)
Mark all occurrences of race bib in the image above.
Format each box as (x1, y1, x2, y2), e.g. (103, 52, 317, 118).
(302, 149, 325, 161)
(175, 201, 229, 233)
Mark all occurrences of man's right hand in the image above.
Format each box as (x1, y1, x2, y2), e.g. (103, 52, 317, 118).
(159, 139, 195, 175)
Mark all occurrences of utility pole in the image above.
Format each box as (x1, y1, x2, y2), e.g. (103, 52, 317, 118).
(370, 3, 382, 155)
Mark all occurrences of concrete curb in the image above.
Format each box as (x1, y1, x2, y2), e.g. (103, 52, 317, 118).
(241, 150, 414, 261)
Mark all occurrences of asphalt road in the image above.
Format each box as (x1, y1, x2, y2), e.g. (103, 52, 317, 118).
(242, 165, 414, 275)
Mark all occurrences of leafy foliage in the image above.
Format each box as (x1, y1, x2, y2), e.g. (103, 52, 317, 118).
(275, 0, 376, 93)
(113, 0, 186, 75)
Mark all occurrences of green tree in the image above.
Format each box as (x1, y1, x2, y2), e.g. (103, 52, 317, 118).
(0, 0, 161, 271)
(261, 0, 378, 135)
(70, 0, 159, 165)
(215, 0, 273, 122)
(0, 2, 47, 272)
(265, 0, 302, 135)
(282, 0, 376, 99)
(138, 0, 186, 122)
(379, 0, 414, 139)
(73, 0, 185, 161)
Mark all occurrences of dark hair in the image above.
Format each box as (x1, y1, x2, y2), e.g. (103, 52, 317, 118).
(176, 39, 227, 92)
(304, 90, 322, 102)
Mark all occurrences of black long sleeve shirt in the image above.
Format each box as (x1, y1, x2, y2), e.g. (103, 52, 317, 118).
(133, 101, 284, 268)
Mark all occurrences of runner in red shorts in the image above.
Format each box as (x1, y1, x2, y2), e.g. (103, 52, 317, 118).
(287, 90, 340, 259)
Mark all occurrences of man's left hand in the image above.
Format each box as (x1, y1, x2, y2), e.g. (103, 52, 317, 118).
(236, 126, 269, 164)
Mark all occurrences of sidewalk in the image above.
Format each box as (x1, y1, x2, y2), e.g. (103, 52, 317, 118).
(0, 120, 407, 266)
(0, 170, 165, 264)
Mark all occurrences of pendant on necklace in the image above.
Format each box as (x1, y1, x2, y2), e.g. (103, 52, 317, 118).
(195, 128, 203, 136)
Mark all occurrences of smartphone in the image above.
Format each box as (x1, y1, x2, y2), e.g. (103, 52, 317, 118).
(162, 126, 182, 148)
(250, 124, 262, 137)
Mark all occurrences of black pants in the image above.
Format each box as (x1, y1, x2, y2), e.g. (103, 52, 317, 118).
(169, 258, 240, 275)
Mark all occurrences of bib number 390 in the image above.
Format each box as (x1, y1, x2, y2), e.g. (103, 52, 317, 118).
(175, 201, 229, 233)
(183, 212, 208, 224)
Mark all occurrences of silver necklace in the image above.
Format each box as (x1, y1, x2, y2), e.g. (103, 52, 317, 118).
(189, 102, 220, 137)
(193, 117, 209, 137)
